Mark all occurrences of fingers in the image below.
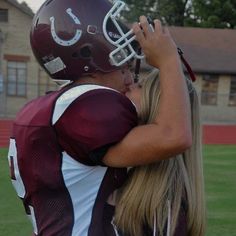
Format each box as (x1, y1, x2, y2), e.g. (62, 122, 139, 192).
(154, 19, 163, 35)
(132, 22, 145, 46)
(139, 16, 152, 37)
(132, 16, 154, 46)
(163, 26, 170, 36)
(133, 17, 165, 39)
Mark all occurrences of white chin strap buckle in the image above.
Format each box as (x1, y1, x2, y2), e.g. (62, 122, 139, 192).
(103, 0, 145, 66)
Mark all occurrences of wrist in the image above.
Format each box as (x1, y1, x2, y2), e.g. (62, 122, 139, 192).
(158, 53, 182, 71)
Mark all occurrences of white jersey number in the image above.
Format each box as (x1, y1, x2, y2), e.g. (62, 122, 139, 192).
(8, 138, 38, 235)
(8, 138, 26, 198)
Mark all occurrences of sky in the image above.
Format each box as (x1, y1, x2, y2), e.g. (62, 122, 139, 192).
(18, 0, 45, 13)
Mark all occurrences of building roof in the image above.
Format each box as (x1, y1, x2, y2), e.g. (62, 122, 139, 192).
(169, 27, 236, 75)
(6, 0, 34, 18)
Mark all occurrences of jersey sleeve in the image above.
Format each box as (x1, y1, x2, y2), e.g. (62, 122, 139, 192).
(54, 88, 138, 165)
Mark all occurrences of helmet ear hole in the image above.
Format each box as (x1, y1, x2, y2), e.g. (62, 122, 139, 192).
(72, 52, 80, 58)
(80, 46, 92, 58)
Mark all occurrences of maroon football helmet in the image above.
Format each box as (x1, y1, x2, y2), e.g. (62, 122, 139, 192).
(30, 0, 142, 84)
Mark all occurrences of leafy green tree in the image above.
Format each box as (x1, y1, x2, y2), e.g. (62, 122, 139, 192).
(122, 0, 236, 28)
(123, 0, 191, 26)
(158, 0, 191, 26)
(122, 0, 157, 22)
(191, 0, 236, 28)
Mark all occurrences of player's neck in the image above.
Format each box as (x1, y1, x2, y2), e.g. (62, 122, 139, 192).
(73, 74, 109, 88)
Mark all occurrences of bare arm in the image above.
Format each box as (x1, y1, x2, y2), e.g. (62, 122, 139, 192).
(103, 17, 192, 167)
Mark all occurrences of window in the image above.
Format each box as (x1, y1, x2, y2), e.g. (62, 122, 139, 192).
(229, 76, 236, 106)
(201, 75, 219, 105)
(7, 61, 27, 96)
(38, 68, 58, 96)
(0, 9, 8, 22)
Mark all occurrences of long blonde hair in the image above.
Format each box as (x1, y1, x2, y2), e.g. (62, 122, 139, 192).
(114, 70, 206, 236)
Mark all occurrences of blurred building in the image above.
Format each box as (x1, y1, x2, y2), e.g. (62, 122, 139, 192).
(0, 0, 57, 118)
(170, 27, 236, 124)
(0, 0, 235, 124)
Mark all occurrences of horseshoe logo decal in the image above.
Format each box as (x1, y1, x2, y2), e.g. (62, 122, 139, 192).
(50, 8, 82, 47)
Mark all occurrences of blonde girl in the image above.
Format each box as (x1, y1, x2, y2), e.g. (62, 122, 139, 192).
(114, 70, 206, 236)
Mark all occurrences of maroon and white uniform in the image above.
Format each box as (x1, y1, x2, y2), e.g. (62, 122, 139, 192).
(8, 84, 137, 236)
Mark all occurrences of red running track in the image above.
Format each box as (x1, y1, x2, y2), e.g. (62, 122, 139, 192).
(202, 125, 236, 145)
(0, 120, 13, 148)
(0, 120, 236, 148)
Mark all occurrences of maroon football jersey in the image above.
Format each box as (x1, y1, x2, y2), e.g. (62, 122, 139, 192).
(8, 84, 137, 236)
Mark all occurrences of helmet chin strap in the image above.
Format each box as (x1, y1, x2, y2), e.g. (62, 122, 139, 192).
(134, 48, 142, 83)
(177, 48, 196, 82)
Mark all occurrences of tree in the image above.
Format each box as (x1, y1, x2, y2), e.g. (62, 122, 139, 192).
(122, 0, 157, 22)
(122, 0, 236, 28)
(123, 0, 192, 26)
(191, 0, 236, 28)
(158, 0, 191, 26)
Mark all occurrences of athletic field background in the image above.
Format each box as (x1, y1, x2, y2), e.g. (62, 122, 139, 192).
(0, 146, 236, 236)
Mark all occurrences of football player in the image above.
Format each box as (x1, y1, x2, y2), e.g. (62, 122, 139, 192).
(8, 0, 192, 235)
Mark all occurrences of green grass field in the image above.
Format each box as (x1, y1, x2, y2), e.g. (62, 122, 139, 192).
(203, 145, 236, 236)
(1, 146, 236, 236)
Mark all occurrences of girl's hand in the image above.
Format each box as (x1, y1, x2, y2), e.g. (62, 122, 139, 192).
(133, 16, 179, 68)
